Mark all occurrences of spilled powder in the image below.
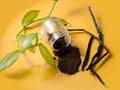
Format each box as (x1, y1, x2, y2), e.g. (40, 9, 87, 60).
(54, 45, 81, 75)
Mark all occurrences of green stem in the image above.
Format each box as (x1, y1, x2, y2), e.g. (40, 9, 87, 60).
(16, 27, 25, 50)
(48, 0, 57, 17)
(32, 0, 57, 22)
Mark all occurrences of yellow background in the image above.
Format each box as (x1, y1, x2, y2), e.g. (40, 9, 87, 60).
(0, 0, 120, 90)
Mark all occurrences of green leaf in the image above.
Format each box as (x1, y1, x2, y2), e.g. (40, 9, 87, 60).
(38, 43, 56, 69)
(60, 18, 70, 26)
(22, 10, 40, 27)
(0, 50, 21, 71)
(20, 33, 38, 51)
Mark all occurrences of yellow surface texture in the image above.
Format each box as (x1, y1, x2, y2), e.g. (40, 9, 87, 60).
(0, 0, 120, 90)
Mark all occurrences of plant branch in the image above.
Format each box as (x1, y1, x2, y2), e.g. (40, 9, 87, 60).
(32, 0, 57, 22)
(16, 27, 25, 50)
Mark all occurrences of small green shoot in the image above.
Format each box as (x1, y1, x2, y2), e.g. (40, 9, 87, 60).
(60, 18, 70, 26)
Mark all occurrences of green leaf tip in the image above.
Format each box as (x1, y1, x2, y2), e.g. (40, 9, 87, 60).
(22, 10, 40, 27)
(60, 18, 70, 26)
(38, 43, 56, 69)
(0, 50, 21, 71)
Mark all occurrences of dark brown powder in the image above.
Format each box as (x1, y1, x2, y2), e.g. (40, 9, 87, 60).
(53, 36, 66, 50)
(54, 45, 81, 75)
